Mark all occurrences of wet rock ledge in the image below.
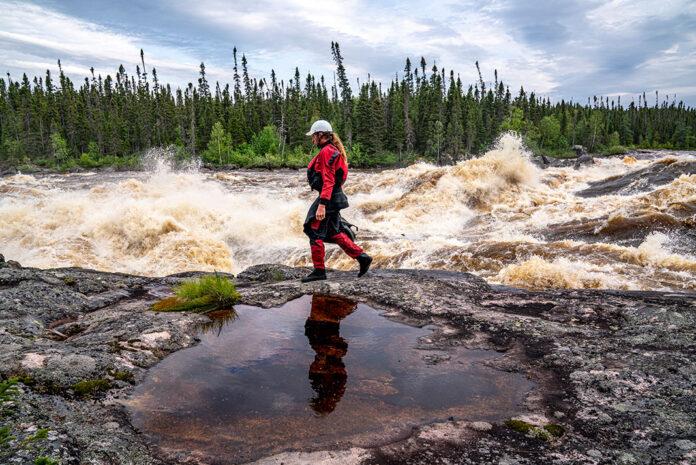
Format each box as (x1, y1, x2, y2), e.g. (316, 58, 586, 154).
(1, 259, 694, 465)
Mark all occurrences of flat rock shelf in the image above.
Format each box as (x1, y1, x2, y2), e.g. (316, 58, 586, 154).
(0, 262, 694, 464)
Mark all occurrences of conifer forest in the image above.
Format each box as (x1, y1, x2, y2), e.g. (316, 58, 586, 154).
(1, 42, 695, 171)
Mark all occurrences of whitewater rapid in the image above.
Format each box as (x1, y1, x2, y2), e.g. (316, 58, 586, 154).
(1, 135, 695, 292)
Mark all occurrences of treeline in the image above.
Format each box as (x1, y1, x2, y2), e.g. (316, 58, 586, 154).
(1, 43, 695, 171)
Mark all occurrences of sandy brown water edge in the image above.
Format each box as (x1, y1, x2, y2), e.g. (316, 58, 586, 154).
(0, 259, 695, 464)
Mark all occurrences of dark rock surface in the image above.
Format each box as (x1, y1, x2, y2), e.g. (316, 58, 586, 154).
(1, 262, 694, 464)
(573, 154, 595, 170)
(577, 157, 696, 197)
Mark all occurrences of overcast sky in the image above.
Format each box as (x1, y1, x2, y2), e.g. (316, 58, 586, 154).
(1, 0, 695, 106)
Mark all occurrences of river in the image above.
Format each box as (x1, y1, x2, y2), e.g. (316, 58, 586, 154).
(1, 134, 694, 291)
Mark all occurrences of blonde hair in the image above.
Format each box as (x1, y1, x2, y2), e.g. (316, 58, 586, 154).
(329, 133, 348, 165)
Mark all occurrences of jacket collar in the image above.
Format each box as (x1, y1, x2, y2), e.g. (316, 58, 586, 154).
(318, 140, 333, 150)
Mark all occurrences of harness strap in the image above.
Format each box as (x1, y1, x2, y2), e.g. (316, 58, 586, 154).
(328, 150, 340, 166)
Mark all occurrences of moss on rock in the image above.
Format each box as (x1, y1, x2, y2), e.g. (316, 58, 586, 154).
(505, 420, 565, 442)
(106, 369, 134, 384)
(72, 379, 111, 397)
(504, 419, 533, 434)
(34, 458, 60, 465)
(544, 424, 566, 438)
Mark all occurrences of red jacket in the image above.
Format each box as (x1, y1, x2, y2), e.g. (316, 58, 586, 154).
(307, 143, 348, 206)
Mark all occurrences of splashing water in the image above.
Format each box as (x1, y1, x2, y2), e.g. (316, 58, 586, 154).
(1, 135, 695, 291)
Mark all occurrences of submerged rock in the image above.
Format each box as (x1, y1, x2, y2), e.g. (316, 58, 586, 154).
(573, 153, 595, 169)
(0, 262, 694, 464)
(577, 158, 696, 197)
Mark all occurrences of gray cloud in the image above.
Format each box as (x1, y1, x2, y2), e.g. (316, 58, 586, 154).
(489, 0, 696, 104)
(2, 0, 696, 106)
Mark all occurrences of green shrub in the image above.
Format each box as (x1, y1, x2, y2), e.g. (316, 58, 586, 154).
(173, 144, 193, 162)
(228, 144, 254, 166)
(115, 154, 141, 169)
(58, 157, 76, 171)
(607, 145, 629, 155)
(50, 132, 70, 163)
(16, 162, 39, 173)
(77, 142, 102, 168)
(78, 152, 100, 168)
(250, 126, 279, 158)
(284, 146, 312, 168)
(348, 142, 367, 167)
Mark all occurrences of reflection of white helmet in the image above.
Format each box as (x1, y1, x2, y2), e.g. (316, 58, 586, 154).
(306, 120, 332, 136)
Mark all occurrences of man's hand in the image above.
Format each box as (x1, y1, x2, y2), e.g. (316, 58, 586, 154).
(316, 204, 326, 221)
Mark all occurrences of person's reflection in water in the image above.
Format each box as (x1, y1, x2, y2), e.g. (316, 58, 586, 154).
(304, 294, 357, 416)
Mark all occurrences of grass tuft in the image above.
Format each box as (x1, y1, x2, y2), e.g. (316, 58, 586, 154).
(174, 274, 240, 307)
(152, 295, 218, 313)
(152, 273, 240, 313)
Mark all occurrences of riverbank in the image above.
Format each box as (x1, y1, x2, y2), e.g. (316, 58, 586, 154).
(0, 145, 665, 177)
(1, 257, 694, 464)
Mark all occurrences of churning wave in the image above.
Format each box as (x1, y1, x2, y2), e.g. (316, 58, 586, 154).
(1, 136, 694, 291)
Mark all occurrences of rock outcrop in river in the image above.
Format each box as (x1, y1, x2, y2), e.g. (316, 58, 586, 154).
(1, 259, 694, 464)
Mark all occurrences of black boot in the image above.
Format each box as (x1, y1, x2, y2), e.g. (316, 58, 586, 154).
(301, 268, 327, 283)
(356, 253, 372, 277)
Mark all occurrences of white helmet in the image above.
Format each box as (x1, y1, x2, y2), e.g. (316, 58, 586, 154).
(306, 119, 332, 136)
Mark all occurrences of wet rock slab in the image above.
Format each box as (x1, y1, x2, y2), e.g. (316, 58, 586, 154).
(576, 157, 696, 197)
(0, 262, 695, 464)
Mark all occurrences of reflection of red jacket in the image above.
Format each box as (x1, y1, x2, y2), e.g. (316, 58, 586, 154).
(307, 143, 348, 206)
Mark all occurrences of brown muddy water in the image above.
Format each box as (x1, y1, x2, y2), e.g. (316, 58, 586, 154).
(1, 134, 695, 291)
(123, 295, 533, 463)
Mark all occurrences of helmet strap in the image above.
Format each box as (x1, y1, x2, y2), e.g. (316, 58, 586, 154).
(317, 133, 331, 149)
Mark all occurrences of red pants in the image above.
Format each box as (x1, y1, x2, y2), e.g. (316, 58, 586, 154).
(309, 218, 364, 269)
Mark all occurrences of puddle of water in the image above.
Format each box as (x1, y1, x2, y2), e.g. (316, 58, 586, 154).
(125, 294, 533, 464)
